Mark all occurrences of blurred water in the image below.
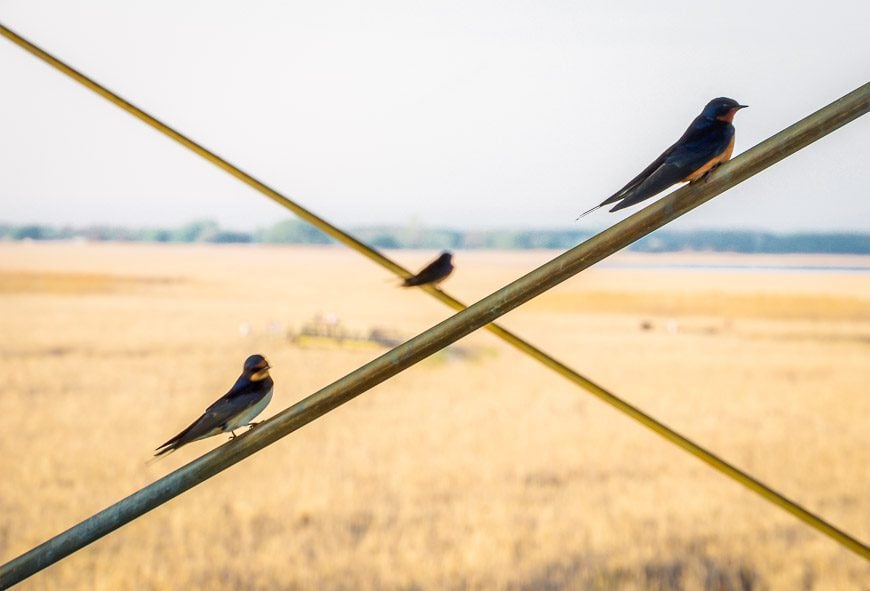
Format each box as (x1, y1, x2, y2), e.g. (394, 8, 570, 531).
(599, 261, 870, 273)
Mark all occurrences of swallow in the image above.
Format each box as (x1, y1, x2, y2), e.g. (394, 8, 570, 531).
(154, 354, 273, 457)
(401, 251, 454, 287)
(577, 97, 748, 218)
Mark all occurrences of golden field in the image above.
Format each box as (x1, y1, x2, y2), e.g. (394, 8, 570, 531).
(0, 242, 868, 590)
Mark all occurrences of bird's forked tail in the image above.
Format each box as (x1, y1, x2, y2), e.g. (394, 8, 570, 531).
(575, 203, 603, 220)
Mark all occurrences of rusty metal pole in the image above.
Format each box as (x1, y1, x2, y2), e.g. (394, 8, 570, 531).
(1, 81, 868, 586)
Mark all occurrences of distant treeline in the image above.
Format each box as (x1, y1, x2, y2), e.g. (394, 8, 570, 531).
(1, 220, 867, 254)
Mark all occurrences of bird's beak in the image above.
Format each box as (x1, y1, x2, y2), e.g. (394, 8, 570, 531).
(737, 104, 748, 109)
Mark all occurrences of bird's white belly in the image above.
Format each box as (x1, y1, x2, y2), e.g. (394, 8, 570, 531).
(224, 388, 273, 431)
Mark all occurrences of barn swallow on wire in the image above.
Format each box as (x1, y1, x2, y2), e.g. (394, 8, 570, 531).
(401, 251, 454, 287)
(577, 97, 748, 218)
(154, 354, 274, 457)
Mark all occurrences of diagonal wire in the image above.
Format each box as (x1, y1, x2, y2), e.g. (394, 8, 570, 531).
(1, 21, 868, 567)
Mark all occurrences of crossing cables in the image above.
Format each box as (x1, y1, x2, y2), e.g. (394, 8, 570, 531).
(1, 22, 868, 587)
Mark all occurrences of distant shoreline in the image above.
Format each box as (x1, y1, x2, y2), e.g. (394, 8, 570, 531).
(2, 219, 869, 255)
(591, 250, 870, 272)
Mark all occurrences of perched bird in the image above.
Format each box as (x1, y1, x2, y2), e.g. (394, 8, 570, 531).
(154, 354, 274, 457)
(577, 97, 748, 218)
(401, 251, 454, 287)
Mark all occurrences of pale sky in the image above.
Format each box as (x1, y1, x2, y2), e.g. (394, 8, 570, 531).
(1, 1, 868, 233)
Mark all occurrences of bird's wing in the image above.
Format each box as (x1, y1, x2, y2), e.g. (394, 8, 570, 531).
(160, 408, 234, 448)
(609, 124, 734, 212)
(667, 124, 734, 171)
(154, 381, 268, 454)
(598, 148, 673, 206)
(403, 260, 447, 286)
(608, 161, 692, 211)
(202, 380, 268, 420)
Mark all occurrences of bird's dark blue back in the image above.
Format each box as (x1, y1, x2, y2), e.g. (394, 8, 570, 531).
(665, 114, 735, 171)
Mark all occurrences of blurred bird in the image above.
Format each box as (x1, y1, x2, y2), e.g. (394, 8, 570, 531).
(154, 354, 273, 457)
(401, 251, 454, 287)
(577, 97, 748, 218)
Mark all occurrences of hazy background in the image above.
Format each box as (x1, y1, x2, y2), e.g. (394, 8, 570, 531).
(1, 1, 868, 234)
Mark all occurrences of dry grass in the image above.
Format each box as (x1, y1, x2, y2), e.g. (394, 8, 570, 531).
(0, 243, 868, 590)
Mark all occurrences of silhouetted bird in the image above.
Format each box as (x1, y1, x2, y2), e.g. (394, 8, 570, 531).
(402, 251, 454, 287)
(154, 354, 273, 457)
(577, 97, 748, 218)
